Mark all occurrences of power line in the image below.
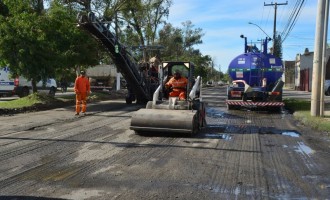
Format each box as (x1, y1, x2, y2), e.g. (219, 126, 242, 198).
(285, 1, 306, 41)
(262, 5, 272, 34)
(281, 0, 306, 43)
(281, 0, 301, 35)
(277, 0, 291, 29)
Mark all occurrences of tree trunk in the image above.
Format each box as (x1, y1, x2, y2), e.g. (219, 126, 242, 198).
(32, 79, 38, 93)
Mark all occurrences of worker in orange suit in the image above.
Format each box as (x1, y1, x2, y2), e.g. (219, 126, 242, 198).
(74, 70, 90, 116)
(165, 70, 188, 100)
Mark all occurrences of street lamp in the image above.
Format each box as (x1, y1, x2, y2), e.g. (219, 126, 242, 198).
(248, 22, 273, 54)
(248, 22, 272, 40)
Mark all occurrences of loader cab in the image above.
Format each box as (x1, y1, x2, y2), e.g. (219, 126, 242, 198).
(161, 61, 194, 99)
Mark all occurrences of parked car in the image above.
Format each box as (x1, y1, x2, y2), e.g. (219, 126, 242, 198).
(217, 81, 225, 86)
(0, 67, 57, 97)
(0, 67, 15, 97)
(206, 81, 214, 87)
(14, 78, 57, 97)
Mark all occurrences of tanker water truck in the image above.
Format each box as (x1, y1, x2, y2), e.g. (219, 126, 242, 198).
(226, 36, 284, 110)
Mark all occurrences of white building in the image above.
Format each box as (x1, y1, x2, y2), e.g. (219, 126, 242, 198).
(295, 48, 330, 91)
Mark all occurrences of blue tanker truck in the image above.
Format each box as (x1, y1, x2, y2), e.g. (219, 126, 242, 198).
(226, 36, 284, 110)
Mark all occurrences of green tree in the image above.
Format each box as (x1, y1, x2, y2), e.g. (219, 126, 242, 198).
(191, 53, 211, 80)
(222, 72, 231, 83)
(59, 0, 213, 80)
(0, 0, 9, 16)
(118, 0, 172, 61)
(273, 34, 283, 59)
(0, 0, 100, 91)
(158, 23, 183, 60)
(181, 21, 203, 52)
(62, 0, 172, 58)
(0, 0, 57, 91)
(158, 21, 209, 79)
(48, 1, 99, 79)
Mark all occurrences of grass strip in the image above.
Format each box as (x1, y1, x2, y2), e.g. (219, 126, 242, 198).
(284, 98, 330, 133)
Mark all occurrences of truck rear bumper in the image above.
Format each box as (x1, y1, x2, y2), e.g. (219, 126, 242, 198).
(226, 100, 284, 107)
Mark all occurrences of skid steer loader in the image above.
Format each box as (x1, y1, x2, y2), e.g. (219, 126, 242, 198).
(130, 61, 206, 135)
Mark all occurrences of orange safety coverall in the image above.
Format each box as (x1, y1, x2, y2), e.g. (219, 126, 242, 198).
(74, 75, 90, 113)
(165, 76, 188, 100)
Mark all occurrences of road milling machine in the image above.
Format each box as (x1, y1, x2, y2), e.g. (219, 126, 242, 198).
(77, 12, 205, 135)
(130, 61, 206, 135)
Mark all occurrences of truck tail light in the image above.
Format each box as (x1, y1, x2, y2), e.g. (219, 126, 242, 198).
(231, 91, 242, 97)
(269, 91, 280, 96)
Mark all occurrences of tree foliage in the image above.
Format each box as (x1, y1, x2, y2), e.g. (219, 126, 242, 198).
(273, 34, 283, 59)
(0, 0, 100, 91)
(60, 0, 173, 62)
(158, 21, 209, 78)
(0, 0, 216, 88)
(48, 1, 99, 79)
(0, 0, 57, 91)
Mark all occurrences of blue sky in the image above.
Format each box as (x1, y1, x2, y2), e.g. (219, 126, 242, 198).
(167, 0, 319, 72)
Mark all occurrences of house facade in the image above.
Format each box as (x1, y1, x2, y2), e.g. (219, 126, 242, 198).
(295, 48, 330, 91)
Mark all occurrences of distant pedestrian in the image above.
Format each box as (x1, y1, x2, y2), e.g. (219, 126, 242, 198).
(60, 76, 68, 93)
(74, 70, 90, 116)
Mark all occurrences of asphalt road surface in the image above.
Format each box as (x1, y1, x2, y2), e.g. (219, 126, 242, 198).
(0, 87, 330, 199)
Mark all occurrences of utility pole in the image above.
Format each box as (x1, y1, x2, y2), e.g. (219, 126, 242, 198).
(264, 1, 288, 54)
(320, 0, 329, 117)
(311, 0, 329, 117)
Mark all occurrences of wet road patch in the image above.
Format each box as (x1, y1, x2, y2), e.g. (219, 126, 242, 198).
(204, 133, 232, 140)
(203, 133, 232, 140)
(206, 107, 226, 118)
(282, 131, 300, 137)
(294, 141, 314, 155)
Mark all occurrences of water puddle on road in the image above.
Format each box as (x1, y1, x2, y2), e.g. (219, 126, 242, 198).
(295, 141, 314, 155)
(245, 120, 252, 124)
(204, 133, 232, 140)
(283, 142, 314, 156)
(206, 107, 225, 118)
(208, 125, 222, 127)
(281, 131, 300, 137)
(205, 123, 227, 132)
(213, 113, 225, 118)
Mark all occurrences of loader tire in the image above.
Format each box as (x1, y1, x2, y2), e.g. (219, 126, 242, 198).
(191, 114, 199, 137)
(125, 97, 132, 104)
